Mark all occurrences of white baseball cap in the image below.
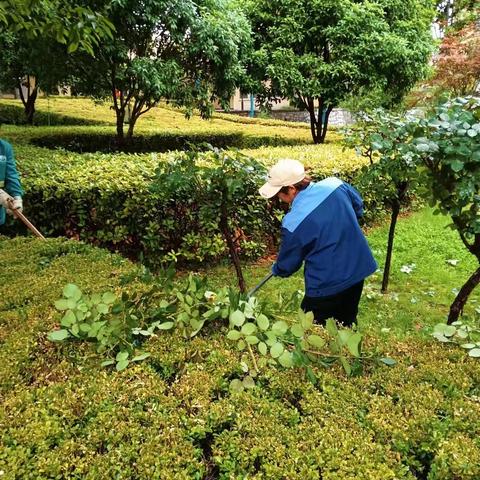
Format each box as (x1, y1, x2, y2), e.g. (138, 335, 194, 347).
(259, 159, 305, 198)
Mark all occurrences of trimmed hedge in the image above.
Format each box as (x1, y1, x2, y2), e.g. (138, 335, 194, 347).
(0, 101, 376, 268)
(28, 129, 306, 153)
(3, 141, 370, 266)
(1, 236, 480, 479)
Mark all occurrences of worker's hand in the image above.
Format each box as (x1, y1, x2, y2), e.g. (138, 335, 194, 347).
(6, 196, 22, 216)
(0, 189, 11, 209)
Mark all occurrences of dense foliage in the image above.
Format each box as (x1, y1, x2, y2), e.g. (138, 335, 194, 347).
(3, 130, 368, 267)
(151, 148, 272, 290)
(344, 110, 421, 292)
(72, 0, 251, 142)
(2, 236, 480, 479)
(346, 96, 480, 324)
(0, 1, 113, 54)
(0, 1, 113, 123)
(431, 21, 480, 96)
(244, 0, 435, 143)
(0, 34, 72, 123)
(410, 97, 480, 322)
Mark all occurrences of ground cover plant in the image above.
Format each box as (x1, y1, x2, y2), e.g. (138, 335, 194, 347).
(2, 208, 480, 479)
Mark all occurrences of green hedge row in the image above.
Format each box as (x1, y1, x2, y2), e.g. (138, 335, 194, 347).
(3, 142, 375, 267)
(1, 237, 480, 479)
(29, 129, 305, 153)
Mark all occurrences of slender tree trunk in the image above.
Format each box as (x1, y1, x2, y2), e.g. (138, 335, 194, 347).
(126, 99, 145, 140)
(381, 182, 408, 293)
(307, 100, 318, 144)
(115, 109, 125, 143)
(126, 120, 136, 140)
(219, 207, 246, 293)
(17, 77, 38, 125)
(381, 200, 400, 293)
(319, 105, 333, 143)
(448, 265, 480, 323)
(25, 86, 37, 125)
(126, 112, 137, 140)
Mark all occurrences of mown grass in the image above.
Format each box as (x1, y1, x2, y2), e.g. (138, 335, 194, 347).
(0, 97, 320, 148)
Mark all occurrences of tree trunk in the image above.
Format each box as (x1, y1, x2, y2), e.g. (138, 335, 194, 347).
(126, 115, 137, 140)
(126, 100, 144, 141)
(319, 105, 333, 143)
(381, 199, 400, 293)
(381, 182, 408, 293)
(448, 265, 480, 323)
(219, 208, 246, 293)
(306, 98, 333, 144)
(307, 100, 318, 143)
(24, 86, 38, 125)
(17, 77, 37, 125)
(115, 109, 125, 143)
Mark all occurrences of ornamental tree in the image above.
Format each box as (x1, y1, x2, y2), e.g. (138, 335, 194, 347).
(152, 148, 270, 292)
(345, 111, 421, 293)
(411, 97, 480, 323)
(431, 22, 480, 96)
(0, 33, 72, 123)
(244, 0, 434, 143)
(72, 0, 251, 143)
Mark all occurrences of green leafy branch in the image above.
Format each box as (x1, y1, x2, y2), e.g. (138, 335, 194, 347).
(48, 277, 395, 381)
(432, 320, 480, 358)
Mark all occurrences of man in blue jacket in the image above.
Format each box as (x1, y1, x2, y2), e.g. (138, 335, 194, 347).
(0, 139, 23, 226)
(259, 159, 377, 326)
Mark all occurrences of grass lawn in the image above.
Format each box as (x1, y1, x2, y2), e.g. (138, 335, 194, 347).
(0, 97, 320, 146)
(207, 208, 480, 339)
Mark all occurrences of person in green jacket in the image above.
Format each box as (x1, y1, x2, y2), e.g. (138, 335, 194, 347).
(0, 139, 23, 226)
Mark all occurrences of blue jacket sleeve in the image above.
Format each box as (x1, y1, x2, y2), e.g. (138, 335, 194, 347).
(344, 183, 363, 219)
(3, 140, 23, 197)
(272, 228, 305, 278)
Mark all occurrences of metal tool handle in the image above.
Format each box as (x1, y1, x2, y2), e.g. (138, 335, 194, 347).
(247, 272, 274, 298)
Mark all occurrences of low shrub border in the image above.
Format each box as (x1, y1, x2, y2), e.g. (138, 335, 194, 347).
(2, 143, 378, 268)
(1, 236, 480, 479)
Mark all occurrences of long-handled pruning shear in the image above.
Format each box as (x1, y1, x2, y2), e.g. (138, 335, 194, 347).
(247, 272, 274, 298)
(1, 189, 46, 240)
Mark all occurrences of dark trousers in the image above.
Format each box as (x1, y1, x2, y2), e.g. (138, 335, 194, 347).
(301, 280, 364, 327)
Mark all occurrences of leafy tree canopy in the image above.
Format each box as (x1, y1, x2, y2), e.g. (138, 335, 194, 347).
(72, 0, 252, 141)
(0, 0, 113, 54)
(244, 0, 435, 143)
